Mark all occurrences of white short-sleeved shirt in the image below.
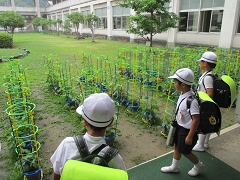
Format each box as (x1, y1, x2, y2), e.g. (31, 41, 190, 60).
(50, 132, 126, 175)
(198, 71, 214, 92)
(176, 90, 200, 129)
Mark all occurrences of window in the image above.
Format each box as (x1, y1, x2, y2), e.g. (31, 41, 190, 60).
(179, 12, 199, 31)
(64, 14, 69, 21)
(179, 0, 224, 33)
(199, 10, 223, 32)
(188, 12, 199, 31)
(112, 6, 130, 29)
(15, 0, 34, 7)
(57, 15, 62, 20)
(82, 10, 90, 28)
(199, 11, 211, 32)
(202, 0, 225, 8)
(179, 12, 188, 31)
(0, 0, 10, 6)
(210, 10, 223, 32)
(180, 0, 200, 10)
(95, 8, 107, 29)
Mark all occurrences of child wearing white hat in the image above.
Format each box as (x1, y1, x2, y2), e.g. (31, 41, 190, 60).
(193, 51, 218, 151)
(50, 93, 126, 180)
(161, 68, 204, 177)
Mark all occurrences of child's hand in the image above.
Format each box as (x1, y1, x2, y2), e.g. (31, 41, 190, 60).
(185, 136, 193, 145)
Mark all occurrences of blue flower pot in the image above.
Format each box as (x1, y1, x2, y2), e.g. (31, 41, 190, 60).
(128, 103, 140, 111)
(23, 168, 41, 180)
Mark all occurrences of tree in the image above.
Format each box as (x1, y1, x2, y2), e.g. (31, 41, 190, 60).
(52, 20, 58, 32)
(62, 20, 72, 37)
(0, 11, 26, 37)
(85, 13, 98, 42)
(67, 12, 84, 39)
(56, 18, 62, 36)
(32, 16, 42, 31)
(117, 0, 180, 47)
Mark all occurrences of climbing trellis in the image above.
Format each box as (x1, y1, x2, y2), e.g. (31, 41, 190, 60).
(3, 60, 42, 180)
(44, 46, 240, 137)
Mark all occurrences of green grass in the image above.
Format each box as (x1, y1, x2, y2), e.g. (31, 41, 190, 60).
(0, 32, 148, 84)
(0, 48, 23, 57)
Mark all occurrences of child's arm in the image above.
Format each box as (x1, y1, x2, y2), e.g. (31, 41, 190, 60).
(185, 114, 200, 145)
(52, 172, 60, 180)
(206, 88, 214, 99)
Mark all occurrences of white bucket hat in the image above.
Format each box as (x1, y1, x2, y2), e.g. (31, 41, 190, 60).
(197, 51, 217, 64)
(168, 68, 194, 85)
(76, 93, 115, 127)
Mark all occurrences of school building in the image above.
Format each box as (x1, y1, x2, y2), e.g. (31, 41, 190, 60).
(1, 0, 240, 49)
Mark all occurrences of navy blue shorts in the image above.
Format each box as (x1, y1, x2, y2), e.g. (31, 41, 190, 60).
(173, 125, 198, 154)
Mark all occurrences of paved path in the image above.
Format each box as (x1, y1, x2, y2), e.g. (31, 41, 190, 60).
(207, 123, 240, 172)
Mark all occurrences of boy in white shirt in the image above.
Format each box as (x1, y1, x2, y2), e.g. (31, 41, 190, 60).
(50, 93, 126, 180)
(193, 51, 218, 151)
(161, 68, 204, 177)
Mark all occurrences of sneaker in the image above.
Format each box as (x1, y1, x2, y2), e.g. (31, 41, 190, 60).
(161, 166, 179, 173)
(204, 143, 209, 149)
(193, 144, 205, 152)
(188, 162, 204, 176)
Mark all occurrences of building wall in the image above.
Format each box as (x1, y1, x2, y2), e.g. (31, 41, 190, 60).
(176, 33, 220, 47)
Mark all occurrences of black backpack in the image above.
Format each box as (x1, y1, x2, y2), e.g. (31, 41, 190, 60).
(202, 74, 236, 108)
(73, 135, 119, 167)
(187, 92, 222, 134)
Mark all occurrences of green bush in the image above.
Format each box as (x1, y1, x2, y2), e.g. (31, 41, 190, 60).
(0, 32, 13, 48)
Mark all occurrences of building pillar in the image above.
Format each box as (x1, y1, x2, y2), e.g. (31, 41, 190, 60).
(35, 0, 41, 17)
(33, 0, 41, 31)
(166, 0, 179, 47)
(107, 0, 112, 40)
(219, 0, 240, 49)
(10, 0, 16, 11)
(129, 9, 137, 43)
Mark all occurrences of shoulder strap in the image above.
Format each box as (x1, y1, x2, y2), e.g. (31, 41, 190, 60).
(73, 135, 90, 158)
(186, 95, 195, 111)
(74, 135, 118, 164)
(102, 147, 119, 163)
(202, 72, 215, 91)
(175, 97, 187, 115)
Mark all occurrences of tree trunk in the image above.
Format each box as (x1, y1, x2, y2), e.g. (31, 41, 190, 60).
(150, 32, 153, 47)
(91, 27, 95, 42)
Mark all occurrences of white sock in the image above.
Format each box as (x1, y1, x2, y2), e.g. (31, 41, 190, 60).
(197, 134, 206, 147)
(204, 133, 211, 144)
(170, 158, 179, 169)
(194, 161, 202, 169)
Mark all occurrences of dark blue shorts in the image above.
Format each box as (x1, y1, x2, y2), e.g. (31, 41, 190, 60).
(173, 125, 198, 154)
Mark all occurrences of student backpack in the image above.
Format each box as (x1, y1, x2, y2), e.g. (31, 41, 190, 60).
(60, 160, 128, 180)
(187, 91, 222, 134)
(73, 135, 119, 167)
(203, 74, 236, 108)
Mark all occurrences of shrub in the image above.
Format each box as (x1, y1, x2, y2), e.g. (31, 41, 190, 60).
(0, 32, 13, 48)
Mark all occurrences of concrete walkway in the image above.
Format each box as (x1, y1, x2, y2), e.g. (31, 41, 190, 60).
(207, 123, 240, 172)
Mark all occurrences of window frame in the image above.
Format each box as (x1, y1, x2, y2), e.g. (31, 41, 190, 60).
(178, 0, 225, 33)
(112, 5, 130, 30)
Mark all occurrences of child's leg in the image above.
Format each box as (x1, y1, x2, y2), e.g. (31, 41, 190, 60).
(193, 134, 206, 151)
(184, 153, 204, 176)
(204, 133, 211, 148)
(161, 144, 181, 173)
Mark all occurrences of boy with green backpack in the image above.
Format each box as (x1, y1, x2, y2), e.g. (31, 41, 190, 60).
(50, 93, 126, 180)
(193, 51, 218, 151)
